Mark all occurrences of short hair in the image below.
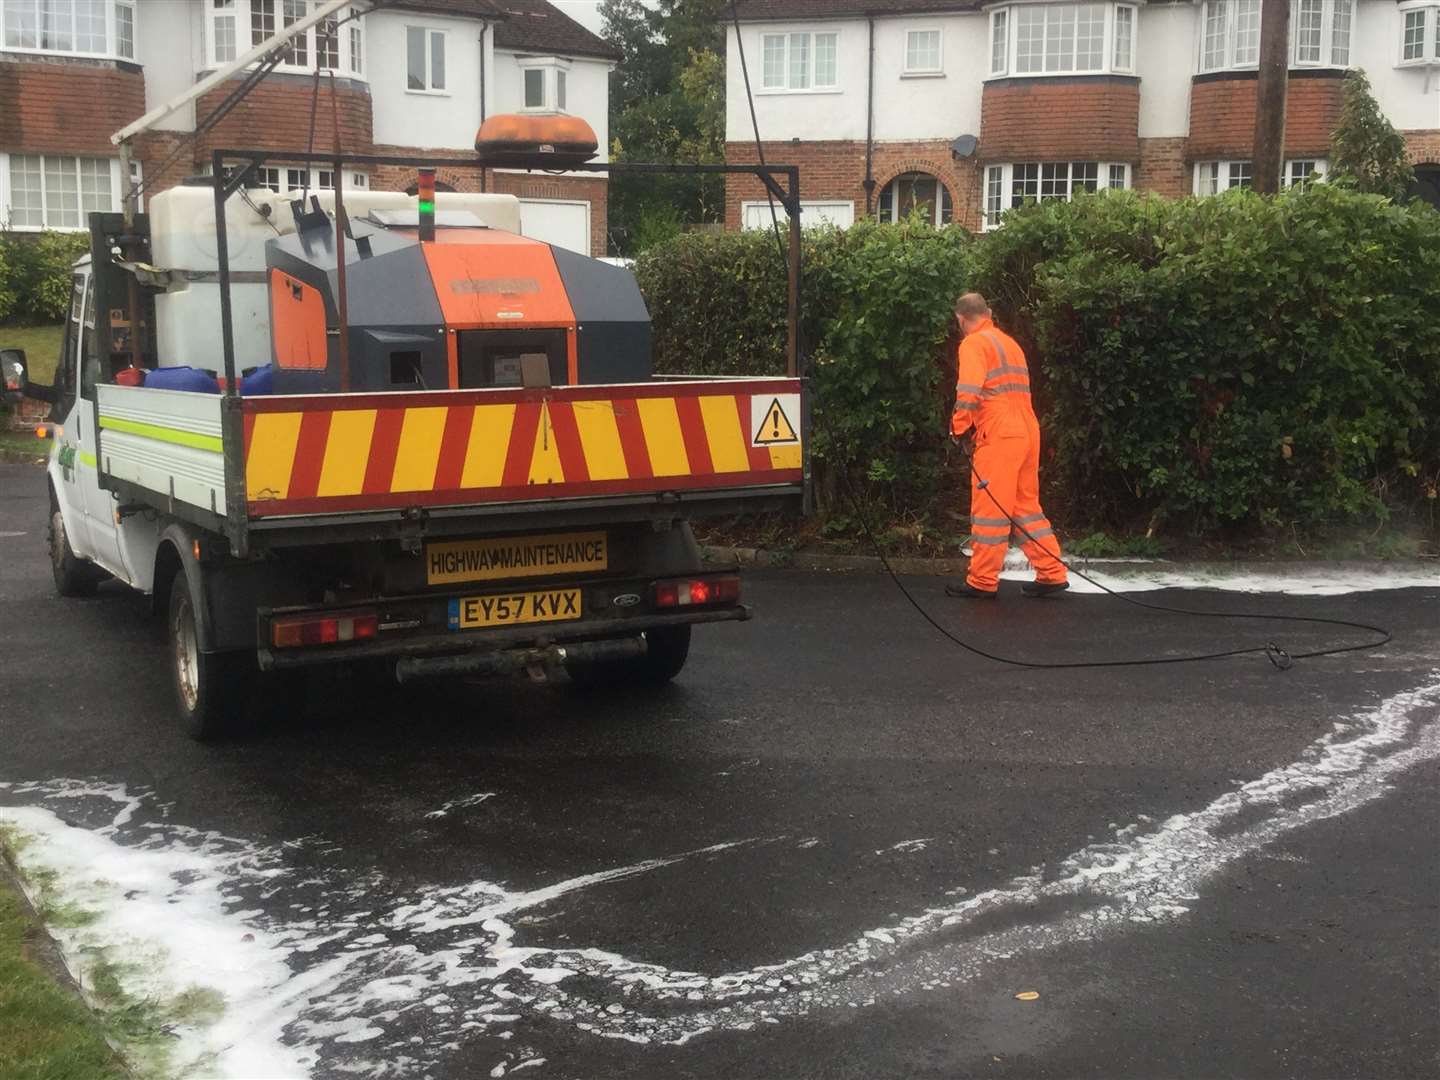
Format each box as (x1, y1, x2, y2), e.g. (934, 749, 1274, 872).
(954, 292, 991, 319)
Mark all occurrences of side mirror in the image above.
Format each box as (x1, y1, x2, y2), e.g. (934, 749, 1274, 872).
(2, 348, 55, 406)
(1, 349, 25, 403)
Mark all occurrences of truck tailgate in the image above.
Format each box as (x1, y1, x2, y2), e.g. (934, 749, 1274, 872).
(241, 379, 803, 518)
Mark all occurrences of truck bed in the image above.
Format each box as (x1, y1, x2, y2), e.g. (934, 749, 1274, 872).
(96, 379, 805, 547)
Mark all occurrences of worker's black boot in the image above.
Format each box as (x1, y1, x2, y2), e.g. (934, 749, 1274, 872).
(945, 581, 997, 599)
(1021, 580, 1070, 598)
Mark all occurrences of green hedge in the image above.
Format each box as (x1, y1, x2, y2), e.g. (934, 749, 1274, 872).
(637, 187, 1440, 535)
(0, 231, 90, 325)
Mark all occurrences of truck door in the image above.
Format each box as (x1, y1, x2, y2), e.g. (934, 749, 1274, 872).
(75, 270, 127, 575)
(50, 273, 94, 559)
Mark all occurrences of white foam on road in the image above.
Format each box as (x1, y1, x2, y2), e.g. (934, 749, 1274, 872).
(991, 552, 1439, 595)
(3, 674, 1438, 1072)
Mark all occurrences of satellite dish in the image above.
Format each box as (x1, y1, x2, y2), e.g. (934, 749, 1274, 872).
(950, 134, 978, 159)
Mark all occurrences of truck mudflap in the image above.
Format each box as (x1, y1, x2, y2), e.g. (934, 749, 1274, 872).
(255, 572, 748, 672)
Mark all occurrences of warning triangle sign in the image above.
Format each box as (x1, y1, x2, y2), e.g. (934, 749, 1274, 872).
(754, 397, 799, 446)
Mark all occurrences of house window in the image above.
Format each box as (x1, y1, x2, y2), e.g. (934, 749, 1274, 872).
(759, 31, 839, 90)
(983, 161, 1129, 228)
(741, 200, 855, 230)
(1400, 4, 1440, 64)
(1198, 0, 1353, 72)
(1193, 160, 1253, 194)
(1286, 159, 1328, 188)
(244, 165, 368, 194)
(206, 2, 364, 75)
(877, 173, 954, 226)
(2, 0, 137, 58)
(904, 29, 942, 74)
(990, 3, 1136, 76)
(407, 26, 445, 91)
(3, 153, 118, 231)
(519, 59, 571, 112)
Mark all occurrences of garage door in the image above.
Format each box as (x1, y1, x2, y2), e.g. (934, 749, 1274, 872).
(519, 199, 591, 256)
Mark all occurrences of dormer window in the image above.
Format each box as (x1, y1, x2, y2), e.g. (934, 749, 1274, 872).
(1197, 0, 1352, 73)
(988, 3, 1137, 77)
(519, 57, 570, 112)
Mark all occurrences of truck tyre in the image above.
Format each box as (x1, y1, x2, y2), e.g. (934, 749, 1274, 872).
(168, 574, 249, 741)
(567, 625, 692, 688)
(49, 506, 103, 597)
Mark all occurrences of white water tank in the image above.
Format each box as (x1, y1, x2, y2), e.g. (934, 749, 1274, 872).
(148, 186, 523, 372)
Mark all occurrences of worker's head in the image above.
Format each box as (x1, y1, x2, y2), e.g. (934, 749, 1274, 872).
(954, 292, 992, 335)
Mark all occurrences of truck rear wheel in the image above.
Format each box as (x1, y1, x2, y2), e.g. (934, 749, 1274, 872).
(168, 574, 249, 741)
(49, 507, 104, 597)
(567, 625, 691, 688)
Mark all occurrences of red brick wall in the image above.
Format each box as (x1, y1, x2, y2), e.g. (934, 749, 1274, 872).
(192, 75, 373, 164)
(723, 139, 983, 232)
(1135, 137, 1189, 198)
(0, 58, 144, 156)
(1401, 129, 1440, 165)
(981, 77, 1140, 162)
(1188, 71, 1345, 159)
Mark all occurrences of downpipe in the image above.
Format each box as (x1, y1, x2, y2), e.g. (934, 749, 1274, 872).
(394, 635, 647, 684)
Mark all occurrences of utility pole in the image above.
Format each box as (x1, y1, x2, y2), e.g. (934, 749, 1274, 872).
(1252, 0, 1290, 194)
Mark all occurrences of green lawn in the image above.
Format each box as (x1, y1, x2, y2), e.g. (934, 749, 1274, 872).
(0, 879, 127, 1080)
(0, 325, 64, 386)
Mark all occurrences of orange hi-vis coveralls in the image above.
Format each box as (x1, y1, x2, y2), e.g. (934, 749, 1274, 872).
(950, 318, 1067, 593)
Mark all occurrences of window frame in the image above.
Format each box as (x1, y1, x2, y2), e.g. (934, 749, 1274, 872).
(517, 56, 572, 113)
(1, 0, 137, 61)
(876, 172, 955, 226)
(741, 200, 856, 230)
(405, 24, 447, 94)
(1398, 3, 1440, 65)
(237, 163, 369, 195)
(988, 3, 1137, 78)
(902, 26, 944, 76)
(203, 1, 366, 79)
(1192, 158, 1328, 195)
(1197, 0, 1354, 73)
(983, 160, 1130, 230)
(757, 28, 841, 93)
(1, 152, 122, 232)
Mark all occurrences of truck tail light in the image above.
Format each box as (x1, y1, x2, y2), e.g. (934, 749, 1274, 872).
(271, 612, 378, 649)
(653, 576, 740, 609)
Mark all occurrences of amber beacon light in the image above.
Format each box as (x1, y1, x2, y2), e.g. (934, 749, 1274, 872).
(474, 114, 599, 168)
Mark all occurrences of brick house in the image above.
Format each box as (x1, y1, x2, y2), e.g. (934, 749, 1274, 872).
(724, 0, 1440, 231)
(0, 0, 619, 256)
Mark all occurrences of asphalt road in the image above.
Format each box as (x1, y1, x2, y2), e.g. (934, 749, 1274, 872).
(2, 460, 1438, 1079)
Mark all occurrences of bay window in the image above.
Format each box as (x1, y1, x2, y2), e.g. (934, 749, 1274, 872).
(984, 161, 1129, 228)
(989, 3, 1136, 77)
(3, 153, 120, 231)
(1193, 159, 1327, 195)
(760, 30, 839, 91)
(206, 0, 365, 77)
(1400, 4, 1440, 64)
(239, 165, 368, 194)
(1197, 0, 1352, 72)
(2, 0, 136, 59)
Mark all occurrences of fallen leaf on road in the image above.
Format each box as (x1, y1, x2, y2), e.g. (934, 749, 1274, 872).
(1014, 990, 1039, 1001)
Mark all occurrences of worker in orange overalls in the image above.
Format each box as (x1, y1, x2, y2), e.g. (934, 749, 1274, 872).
(945, 292, 1068, 599)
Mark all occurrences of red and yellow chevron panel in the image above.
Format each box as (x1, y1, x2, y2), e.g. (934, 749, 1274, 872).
(240, 380, 804, 518)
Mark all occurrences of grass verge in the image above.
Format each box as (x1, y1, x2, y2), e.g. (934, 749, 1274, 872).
(0, 858, 129, 1080)
(0, 324, 63, 386)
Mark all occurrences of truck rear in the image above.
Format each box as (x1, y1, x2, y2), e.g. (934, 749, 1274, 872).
(15, 139, 809, 738)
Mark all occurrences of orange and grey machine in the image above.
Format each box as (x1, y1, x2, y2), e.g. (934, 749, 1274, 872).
(266, 209, 652, 395)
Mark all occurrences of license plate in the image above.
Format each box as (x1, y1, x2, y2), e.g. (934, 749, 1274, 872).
(447, 588, 582, 630)
(426, 532, 608, 586)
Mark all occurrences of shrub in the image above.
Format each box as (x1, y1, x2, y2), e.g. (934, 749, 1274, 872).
(0, 231, 90, 324)
(970, 186, 1440, 531)
(0, 242, 15, 324)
